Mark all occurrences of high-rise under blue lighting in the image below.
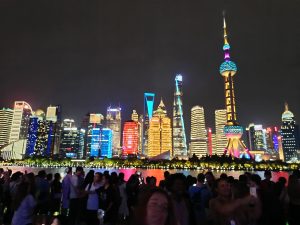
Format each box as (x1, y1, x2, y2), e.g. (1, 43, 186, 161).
(90, 128, 101, 157)
(25, 117, 39, 156)
(101, 128, 113, 158)
(144, 93, 155, 119)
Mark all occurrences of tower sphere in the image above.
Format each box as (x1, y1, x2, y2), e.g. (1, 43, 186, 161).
(219, 61, 237, 76)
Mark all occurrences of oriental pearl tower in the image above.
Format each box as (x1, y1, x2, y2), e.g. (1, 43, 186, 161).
(219, 16, 251, 158)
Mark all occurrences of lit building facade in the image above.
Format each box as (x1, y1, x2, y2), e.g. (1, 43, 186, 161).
(219, 17, 249, 158)
(148, 99, 172, 158)
(131, 110, 139, 122)
(190, 106, 207, 158)
(9, 101, 33, 143)
(122, 121, 139, 156)
(25, 110, 53, 157)
(60, 119, 85, 159)
(84, 113, 104, 158)
(106, 107, 121, 157)
(281, 103, 300, 162)
(246, 124, 267, 151)
(143, 93, 155, 156)
(100, 128, 113, 158)
(46, 105, 62, 156)
(207, 128, 213, 156)
(215, 109, 227, 155)
(0, 108, 14, 147)
(173, 74, 187, 157)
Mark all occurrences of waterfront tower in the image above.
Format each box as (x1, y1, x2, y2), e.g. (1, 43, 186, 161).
(173, 74, 187, 157)
(143, 93, 155, 156)
(106, 106, 121, 157)
(219, 17, 250, 158)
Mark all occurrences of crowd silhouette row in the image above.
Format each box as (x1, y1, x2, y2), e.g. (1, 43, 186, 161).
(0, 167, 299, 225)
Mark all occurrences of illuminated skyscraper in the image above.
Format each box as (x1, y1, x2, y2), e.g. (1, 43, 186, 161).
(143, 93, 155, 156)
(0, 108, 13, 147)
(59, 119, 85, 159)
(215, 109, 227, 155)
(122, 121, 139, 157)
(148, 99, 172, 158)
(219, 16, 249, 158)
(281, 103, 300, 162)
(46, 105, 62, 156)
(9, 101, 33, 143)
(85, 114, 104, 158)
(173, 74, 187, 157)
(131, 110, 139, 122)
(25, 110, 53, 157)
(265, 126, 280, 153)
(106, 107, 121, 157)
(101, 128, 113, 158)
(246, 124, 267, 151)
(190, 106, 207, 157)
(207, 128, 213, 156)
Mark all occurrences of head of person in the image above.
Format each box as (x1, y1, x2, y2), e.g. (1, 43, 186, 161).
(197, 173, 205, 184)
(264, 170, 272, 180)
(119, 172, 125, 182)
(103, 173, 111, 186)
(164, 171, 170, 179)
(65, 167, 72, 175)
(51, 215, 67, 225)
(134, 188, 176, 225)
(167, 173, 186, 197)
(94, 172, 102, 183)
(205, 171, 215, 185)
(249, 174, 261, 187)
(149, 176, 157, 187)
(75, 166, 84, 176)
(47, 173, 53, 182)
(54, 173, 61, 181)
(215, 178, 231, 198)
(38, 170, 46, 179)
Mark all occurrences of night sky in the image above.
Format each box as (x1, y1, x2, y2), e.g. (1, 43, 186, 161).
(1, 0, 299, 133)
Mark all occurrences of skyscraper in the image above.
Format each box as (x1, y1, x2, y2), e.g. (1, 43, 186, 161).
(215, 109, 227, 155)
(148, 99, 172, 158)
(9, 101, 33, 143)
(246, 124, 267, 151)
(219, 16, 249, 158)
(59, 119, 85, 159)
(101, 128, 113, 158)
(46, 105, 62, 156)
(0, 108, 13, 148)
(207, 128, 213, 156)
(131, 110, 139, 122)
(106, 106, 121, 157)
(85, 113, 104, 158)
(190, 106, 207, 158)
(281, 103, 300, 162)
(122, 120, 139, 157)
(25, 110, 53, 157)
(143, 93, 155, 156)
(173, 74, 187, 157)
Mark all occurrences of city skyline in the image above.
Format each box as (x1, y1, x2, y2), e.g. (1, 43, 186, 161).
(0, 1, 299, 131)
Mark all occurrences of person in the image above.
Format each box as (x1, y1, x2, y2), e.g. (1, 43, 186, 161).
(118, 172, 129, 221)
(188, 173, 212, 225)
(35, 170, 50, 214)
(209, 178, 261, 225)
(133, 187, 177, 225)
(84, 172, 102, 225)
(97, 173, 120, 225)
(61, 167, 72, 216)
(287, 171, 300, 225)
(11, 181, 37, 225)
(159, 171, 170, 190)
(68, 166, 85, 225)
(167, 173, 193, 225)
(50, 173, 62, 214)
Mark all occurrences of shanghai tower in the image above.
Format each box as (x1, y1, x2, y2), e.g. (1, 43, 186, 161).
(173, 74, 187, 157)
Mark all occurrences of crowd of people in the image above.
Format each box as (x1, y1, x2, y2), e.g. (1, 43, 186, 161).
(0, 167, 299, 225)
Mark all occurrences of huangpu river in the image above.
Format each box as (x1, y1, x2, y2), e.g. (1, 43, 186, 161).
(4, 166, 291, 183)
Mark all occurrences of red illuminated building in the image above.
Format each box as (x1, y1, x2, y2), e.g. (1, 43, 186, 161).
(122, 120, 139, 156)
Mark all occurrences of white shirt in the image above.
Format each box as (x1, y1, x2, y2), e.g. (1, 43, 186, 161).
(85, 182, 102, 210)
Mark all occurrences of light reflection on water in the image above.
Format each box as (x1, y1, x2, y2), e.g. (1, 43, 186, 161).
(6, 166, 290, 183)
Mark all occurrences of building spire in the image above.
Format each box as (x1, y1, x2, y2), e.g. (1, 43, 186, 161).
(284, 102, 289, 111)
(223, 16, 229, 46)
